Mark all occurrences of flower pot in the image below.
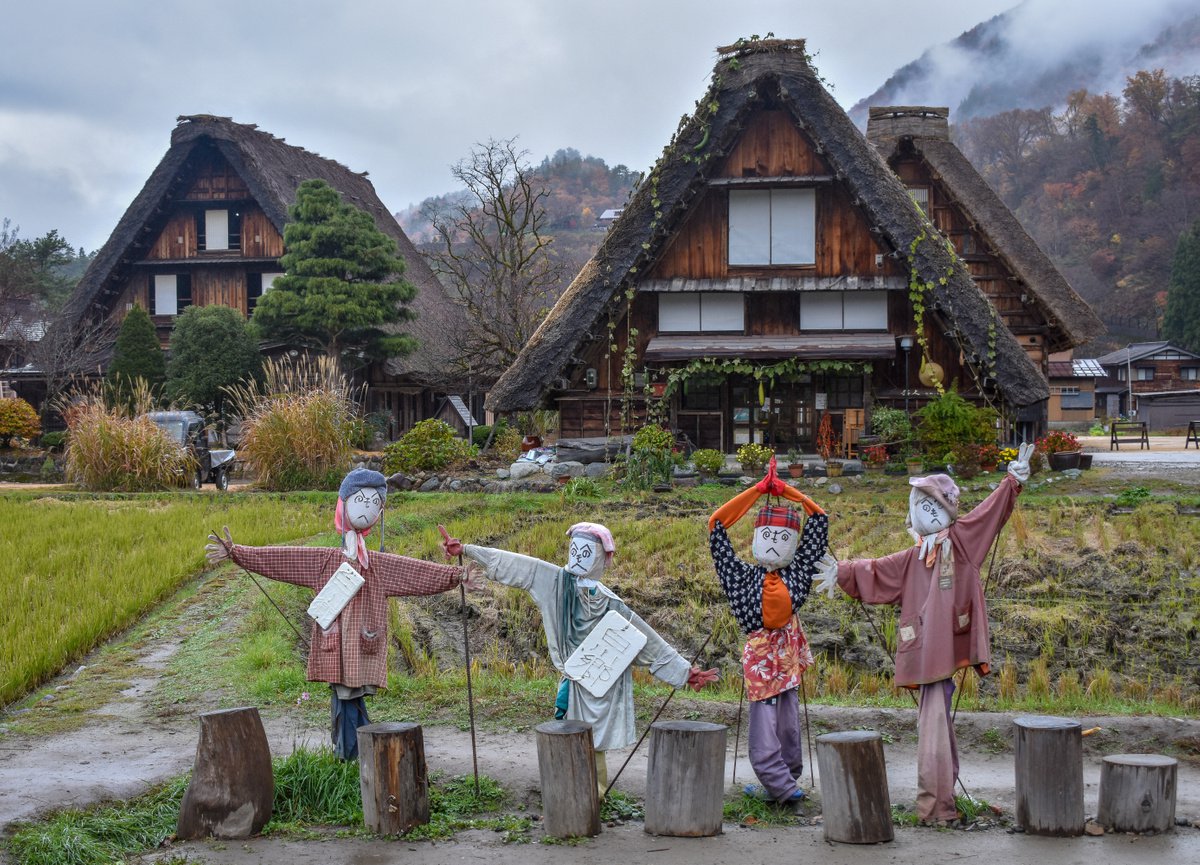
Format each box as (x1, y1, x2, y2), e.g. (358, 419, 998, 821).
(825, 460, 844, 478)
(788, 463, 805, 478)
(520, 435, 542, 453)
(1078, 453, 1093, 470)
(1048, 449, 1081, 472)
(905, 460, 924, 476)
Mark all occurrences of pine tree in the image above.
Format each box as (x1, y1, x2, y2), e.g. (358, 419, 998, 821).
(107, 304, 165, 399)
(165, 304, 261, 424)
(1162, 220, 1200, 353)
(252, 179, 416, 370)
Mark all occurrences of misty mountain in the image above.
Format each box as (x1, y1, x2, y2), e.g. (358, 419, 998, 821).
(849, 0, 1200, 126)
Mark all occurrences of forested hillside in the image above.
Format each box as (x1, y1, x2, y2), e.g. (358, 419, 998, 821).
(955, 70, 1200, 352)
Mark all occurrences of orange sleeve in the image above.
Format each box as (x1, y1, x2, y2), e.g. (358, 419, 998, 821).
(778, 484, 824, 515)
(708, 485, 762, 533)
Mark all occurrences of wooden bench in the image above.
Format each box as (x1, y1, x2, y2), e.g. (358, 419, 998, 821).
(1109, 421, 1149, 451)
(1187, 421, 1200, 450)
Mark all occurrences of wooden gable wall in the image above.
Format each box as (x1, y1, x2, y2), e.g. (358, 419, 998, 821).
(649, 111, 903, 280)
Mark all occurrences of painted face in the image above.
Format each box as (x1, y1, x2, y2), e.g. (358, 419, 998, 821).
(910, 493, 950, 537)
(565, 535, 604, 578)
(752, 524, 799, 570)
(344, 488, 384, 531)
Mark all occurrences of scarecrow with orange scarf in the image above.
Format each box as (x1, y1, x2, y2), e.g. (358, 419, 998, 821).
(708, 458, 831, 803)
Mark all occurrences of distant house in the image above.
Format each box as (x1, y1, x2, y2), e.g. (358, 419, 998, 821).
(595, 208, 625, 230)
(1046, 357, 1105, 424)
(486, 40, 1096, 451)
(1095, 341, 1200, 422)
(57, 115, 470, 435)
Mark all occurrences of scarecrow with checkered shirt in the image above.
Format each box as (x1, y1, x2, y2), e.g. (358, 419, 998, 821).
(707, 457, 830, 803)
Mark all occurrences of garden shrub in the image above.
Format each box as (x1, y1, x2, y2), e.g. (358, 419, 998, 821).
(691, 448, 725, 476)
(737, 441, 773, 475)
(38, 430, 67, 450)
(870, 405, 913, 445)
(624, 424, 675, 489)
(383, 419, 474, 474)
(915, 390, 997, 460)
(63, 397, 194, 491)
(0, 396, 41, 447)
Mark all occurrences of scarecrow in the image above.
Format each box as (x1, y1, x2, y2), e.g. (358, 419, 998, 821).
(707, 457, 831, 803)
(440, 522, 718, 794)
(205, 468, 468, 760)
(815, 443, 1034, 824)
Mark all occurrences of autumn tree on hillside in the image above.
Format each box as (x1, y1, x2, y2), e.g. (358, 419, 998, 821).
(1163, 220, 1200, 352)
(253, 179, 416, 371)
(425, 138, 564, 380)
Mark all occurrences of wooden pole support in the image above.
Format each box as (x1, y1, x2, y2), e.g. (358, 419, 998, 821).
(177, 706, 274, 840)
(1098, 754, 1178, 834)
(358, 722, 429, 834)
(535, 720, 600, 839)
(644, 720, 727, 837)
(816, 730, 893, 844)
(1013, 715, 1084, 836)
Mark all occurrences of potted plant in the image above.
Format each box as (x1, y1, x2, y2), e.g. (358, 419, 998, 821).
(904, 450, 925, 476)
(976, 442, 1000, 473)
(1037, 430, 1082, 472)
(736, 441, 773, 476)
(786, 448, 806, 478)
(691, 448, 725, 481)
(997, 446, 1018, 473)
(949, 442, 982, 479)
(815, 413, 843, 477)
(870, 406, 913, 451)
(861, 444, 888, 473)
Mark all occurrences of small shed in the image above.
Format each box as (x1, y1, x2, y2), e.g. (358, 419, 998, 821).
(433, 395, 480, 439)
(1131, 390, 1200, 432)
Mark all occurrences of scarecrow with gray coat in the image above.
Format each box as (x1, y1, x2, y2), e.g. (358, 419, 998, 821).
(206, 468, 468, 760)
(815, 443, 1034, 824)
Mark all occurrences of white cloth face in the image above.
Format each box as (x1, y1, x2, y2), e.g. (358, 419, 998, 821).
(344, 488, 384, 531)
(565, 536, 605, 578)
(751, 524, 799, 570)
(909, 491, 952, 537)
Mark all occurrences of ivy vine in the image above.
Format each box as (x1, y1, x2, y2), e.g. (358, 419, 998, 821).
(654, 357, 873, 403)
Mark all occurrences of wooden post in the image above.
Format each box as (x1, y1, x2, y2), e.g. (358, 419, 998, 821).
(1013, 715, 1084, 836)
(535, 720, 600, 839)
(177, 707, 274, 840)
(644, 720, 727, 837)
(358, 722, 429, 834)
(1098, 754, 1178, 833)
(816, 730, 893, 844)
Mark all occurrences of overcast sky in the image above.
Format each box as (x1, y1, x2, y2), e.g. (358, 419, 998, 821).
(0, 0, 1185, 252)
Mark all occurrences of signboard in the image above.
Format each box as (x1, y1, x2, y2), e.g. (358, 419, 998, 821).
(815, 392, 827, 410)
(307, 562, 365, 629)
(563, 610, 647, 698)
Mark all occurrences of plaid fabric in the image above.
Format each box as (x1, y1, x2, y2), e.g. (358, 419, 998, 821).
(754, 505, 802, 530)
(231, 544, 462, 688)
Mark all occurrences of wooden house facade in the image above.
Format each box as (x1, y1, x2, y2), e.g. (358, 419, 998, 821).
(486, 41, 1099, 451)
(60, 115, 468, 435)
(1095, 341, 1200, 420)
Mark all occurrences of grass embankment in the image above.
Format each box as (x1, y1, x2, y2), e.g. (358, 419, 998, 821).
(0, 492, 331, 707)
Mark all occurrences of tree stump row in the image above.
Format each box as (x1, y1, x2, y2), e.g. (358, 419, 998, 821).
(644, 720, 727, 837)
(1013, 715, 1084, 836)
(816, 730, 894, 844)
(1097, 753, 1177, 833)
(535, 720, 600, 839)
(358, 722, 429, 834)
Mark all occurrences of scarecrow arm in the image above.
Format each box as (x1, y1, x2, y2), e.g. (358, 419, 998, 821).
(230, 545, 330, 591)
(628, 607, 692, 688)
(836, 547, 914, 606)
(708, 520, 759, 595)
(948, 473, 1021, 568)
(373, 552, 464, 598)
(779, 511, 830, 603)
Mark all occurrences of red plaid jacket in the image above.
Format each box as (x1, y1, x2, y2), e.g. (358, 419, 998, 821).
(231, 544, 462, 688)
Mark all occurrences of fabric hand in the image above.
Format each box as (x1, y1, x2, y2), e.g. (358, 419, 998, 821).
(461, 561, 485, 590)
(1007, 442, 1036, 484)
(813, 553, 840, 598)
(205, 526, 233, 565)
(687, 666, 720, 691)
(438, 524, 463, 560)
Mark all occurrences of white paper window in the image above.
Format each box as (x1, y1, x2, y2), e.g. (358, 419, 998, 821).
(1135, 367, 1155, 381)
(843, 291, 888, 329)
(800, 293, 843, 330)
(154, 275, 178, 316)
(658, 293, 744, 332)
(729, 189, 815, 265)
(909, 187, 930, 213)
(659, 294, 700, 332)
(262, 272, 284, 292)
(205, 209, 229, 251)
(1183, 368, 1199, 381)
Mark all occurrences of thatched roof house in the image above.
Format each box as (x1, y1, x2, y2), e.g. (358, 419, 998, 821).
(866, 106, 1103, 354)
(488, 40, 1067, 449)
(59, 115, 467, 426)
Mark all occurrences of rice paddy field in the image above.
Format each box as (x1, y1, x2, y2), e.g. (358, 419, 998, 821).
(4, 470, 1200, 718)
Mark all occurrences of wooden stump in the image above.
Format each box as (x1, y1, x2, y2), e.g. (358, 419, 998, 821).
(176, 707, 273, 840)
(1013, 715, 1083, 836)
(358, 722, 429, 834)
(1098, 754, 1178, 833)
(816, 731, 893, 844)
(535, 720, 600, 839)
(644, 720, 727, 837)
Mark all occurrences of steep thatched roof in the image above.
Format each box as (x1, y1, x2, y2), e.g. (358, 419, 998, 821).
(487, 40, 1050, 412)
(867, 106, 1103, 351)
(63, 115, 461, 386)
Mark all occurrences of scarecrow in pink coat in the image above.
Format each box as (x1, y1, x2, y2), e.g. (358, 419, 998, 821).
(205, 468, 468, 760)
(815, 443, 1034, 824)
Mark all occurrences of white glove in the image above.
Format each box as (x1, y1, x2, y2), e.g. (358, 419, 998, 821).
(813, 553, 840, 599)
(205, 526, 233, 565)
(1007, 442, 1035, 484)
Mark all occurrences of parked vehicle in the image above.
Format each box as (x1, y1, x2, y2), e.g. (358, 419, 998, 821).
(142, 411, 235, 490)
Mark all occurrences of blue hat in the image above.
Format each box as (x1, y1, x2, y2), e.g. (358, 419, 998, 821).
(338, 468, 387, 501)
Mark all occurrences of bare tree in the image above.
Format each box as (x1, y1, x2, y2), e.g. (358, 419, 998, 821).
(424, 138, 563, 380)
(30, 312, 116, 421)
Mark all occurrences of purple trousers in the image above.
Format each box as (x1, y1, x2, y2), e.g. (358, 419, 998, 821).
(916, 678, 960, 822)
(748, 688, 804, 801)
